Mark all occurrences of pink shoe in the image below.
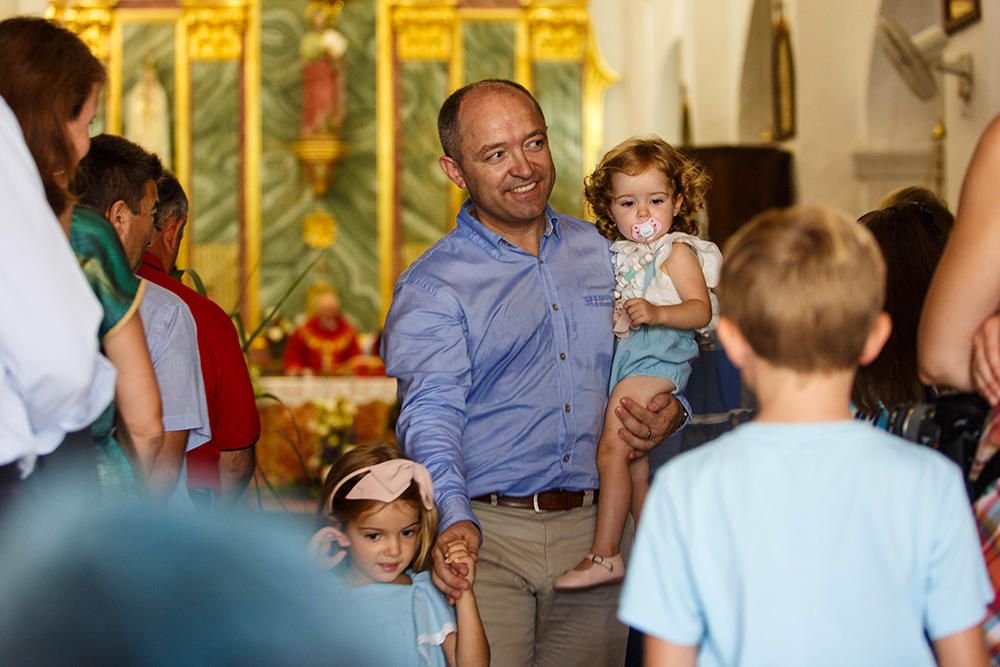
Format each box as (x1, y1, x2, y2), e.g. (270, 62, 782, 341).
(553, 553, 626, 590)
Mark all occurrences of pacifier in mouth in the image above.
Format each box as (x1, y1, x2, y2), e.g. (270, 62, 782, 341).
(630, 218, 663, 241)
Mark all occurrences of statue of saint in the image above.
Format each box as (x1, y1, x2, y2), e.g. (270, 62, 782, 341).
(283, 289, 361, 376)
(300, 3, 349, 137)
(124, 62, 171, 168)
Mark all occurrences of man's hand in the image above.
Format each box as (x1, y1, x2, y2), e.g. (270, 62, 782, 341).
(616, 392, 686, 460)
(431, 520, 482, 604)
(972, 314, 1000, 405)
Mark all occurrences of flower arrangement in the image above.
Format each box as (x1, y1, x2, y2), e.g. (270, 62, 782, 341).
(306, 397, 358, 477)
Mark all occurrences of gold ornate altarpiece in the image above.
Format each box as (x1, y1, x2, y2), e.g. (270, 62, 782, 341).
(48, 0, 262, 329)
(376, 0, 616, 314)
(49, 0, 613, 326)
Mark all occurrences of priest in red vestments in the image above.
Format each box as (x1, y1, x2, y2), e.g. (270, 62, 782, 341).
(283, 289, 361, 376)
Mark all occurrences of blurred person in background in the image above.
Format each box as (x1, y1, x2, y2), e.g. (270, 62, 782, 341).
(75, 134, 212, 504)
(852, 200, 952, 426)
(139, 170, 260, 508)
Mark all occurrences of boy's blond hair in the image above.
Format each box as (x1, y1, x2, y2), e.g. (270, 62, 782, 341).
(718, 205, 885, 372)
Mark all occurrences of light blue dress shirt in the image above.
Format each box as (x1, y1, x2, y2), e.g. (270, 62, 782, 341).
(0, 97, 115, 475)
(620, 421, 993, 666)
(139, 281, 210, 451)
(384, 202, 620, 531)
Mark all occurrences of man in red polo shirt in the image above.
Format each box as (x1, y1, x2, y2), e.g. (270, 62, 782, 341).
(138, 171, 260, 507)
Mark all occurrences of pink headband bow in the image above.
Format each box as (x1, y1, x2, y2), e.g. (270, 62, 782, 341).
(326, 459, 435, 515)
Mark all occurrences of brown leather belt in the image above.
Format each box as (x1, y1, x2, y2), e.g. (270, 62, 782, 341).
(472, 489, 599, 512)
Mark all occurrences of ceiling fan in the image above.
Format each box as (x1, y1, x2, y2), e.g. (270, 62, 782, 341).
(877, 16, 973, 102)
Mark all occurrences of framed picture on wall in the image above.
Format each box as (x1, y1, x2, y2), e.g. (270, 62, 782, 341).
(943, 0, 981, 34)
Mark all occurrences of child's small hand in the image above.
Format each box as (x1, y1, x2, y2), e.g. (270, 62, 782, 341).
(443, 539, 477, 586)
(624, 298, 660, 327)
(307, 526, 349, 570)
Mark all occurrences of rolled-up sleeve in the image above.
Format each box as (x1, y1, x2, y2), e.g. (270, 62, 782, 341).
(383, 279, 475, 532)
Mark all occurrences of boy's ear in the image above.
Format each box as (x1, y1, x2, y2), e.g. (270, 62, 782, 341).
(716, 316, 749, 369)
(673, 193, 684, 212)
(859, 312, 892, 366)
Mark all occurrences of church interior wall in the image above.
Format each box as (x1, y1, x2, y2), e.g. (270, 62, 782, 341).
(2, 0, 998, 329)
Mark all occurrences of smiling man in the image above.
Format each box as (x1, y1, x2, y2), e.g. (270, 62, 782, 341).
(382, 79, 688, 666)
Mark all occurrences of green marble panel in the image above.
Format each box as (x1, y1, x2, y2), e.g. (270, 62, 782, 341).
(259, 0, 379, 331)
(534, 62, 583, 219)
(400, 61, 450, 266)
(191, 60, 239, 244)
(463, 22, 515, 84)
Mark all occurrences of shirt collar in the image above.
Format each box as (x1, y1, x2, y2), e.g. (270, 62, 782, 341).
(456, 199, 561, 257)
(141, 251, 166, 273)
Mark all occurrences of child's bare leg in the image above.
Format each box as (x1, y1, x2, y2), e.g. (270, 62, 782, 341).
(591, 375, 673, 557)
(554, 375, 674, 589)
(629, 454, 650, 525)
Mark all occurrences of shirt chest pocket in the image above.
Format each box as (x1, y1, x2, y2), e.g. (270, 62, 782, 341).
(583, 294, 613, 307)
(579, 293, 614, 332)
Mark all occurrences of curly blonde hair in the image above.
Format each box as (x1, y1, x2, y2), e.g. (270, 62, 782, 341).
(585, 136, 710, 241)
(319, 442, 438, 573)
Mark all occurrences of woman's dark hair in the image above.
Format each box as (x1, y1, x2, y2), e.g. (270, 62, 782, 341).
(0, 17, 106, 216)
(853, 203, 951, 416)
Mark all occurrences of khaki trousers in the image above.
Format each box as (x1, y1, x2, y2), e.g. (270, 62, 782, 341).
(471, 502, 630, 667)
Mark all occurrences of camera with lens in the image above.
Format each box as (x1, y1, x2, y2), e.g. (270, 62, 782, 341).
(886, 392, 991, 499)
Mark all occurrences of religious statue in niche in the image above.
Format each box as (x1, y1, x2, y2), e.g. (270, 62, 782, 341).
(283, 286, 361, 376)
(124, 62, 172, 168)
(300, 0, 349, 138)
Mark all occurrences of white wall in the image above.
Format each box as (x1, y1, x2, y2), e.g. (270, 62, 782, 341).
(940, 6, 1000, 208)
(591, 0, 999, 216)
(590, 0, 687, 147)
(0, 0, 45, 17)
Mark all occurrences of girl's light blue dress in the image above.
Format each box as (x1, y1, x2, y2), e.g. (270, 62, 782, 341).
(341, 569, 455, 666)
(609, 232, 722, 391)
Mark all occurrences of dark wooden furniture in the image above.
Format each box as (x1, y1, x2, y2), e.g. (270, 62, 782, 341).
(684, 145, 795, 250)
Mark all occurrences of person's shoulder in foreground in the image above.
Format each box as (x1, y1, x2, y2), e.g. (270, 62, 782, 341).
(620, 205, 991, 667)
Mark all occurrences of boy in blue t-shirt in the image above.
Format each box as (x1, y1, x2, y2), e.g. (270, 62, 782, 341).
(619, 205, 992, 666)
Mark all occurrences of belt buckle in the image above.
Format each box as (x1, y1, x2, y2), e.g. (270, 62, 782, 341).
(532, 492, 543, 513)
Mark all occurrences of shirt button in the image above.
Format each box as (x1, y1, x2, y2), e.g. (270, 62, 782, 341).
(559, 352, 567, 360)
(551, 303, 559, 311)
(564, 404, 571, 413)
(562, 454, 570, 463)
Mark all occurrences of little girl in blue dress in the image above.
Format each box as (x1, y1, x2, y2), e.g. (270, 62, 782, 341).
(555, 136, 721, 590)
(308, 442, 489, 666)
